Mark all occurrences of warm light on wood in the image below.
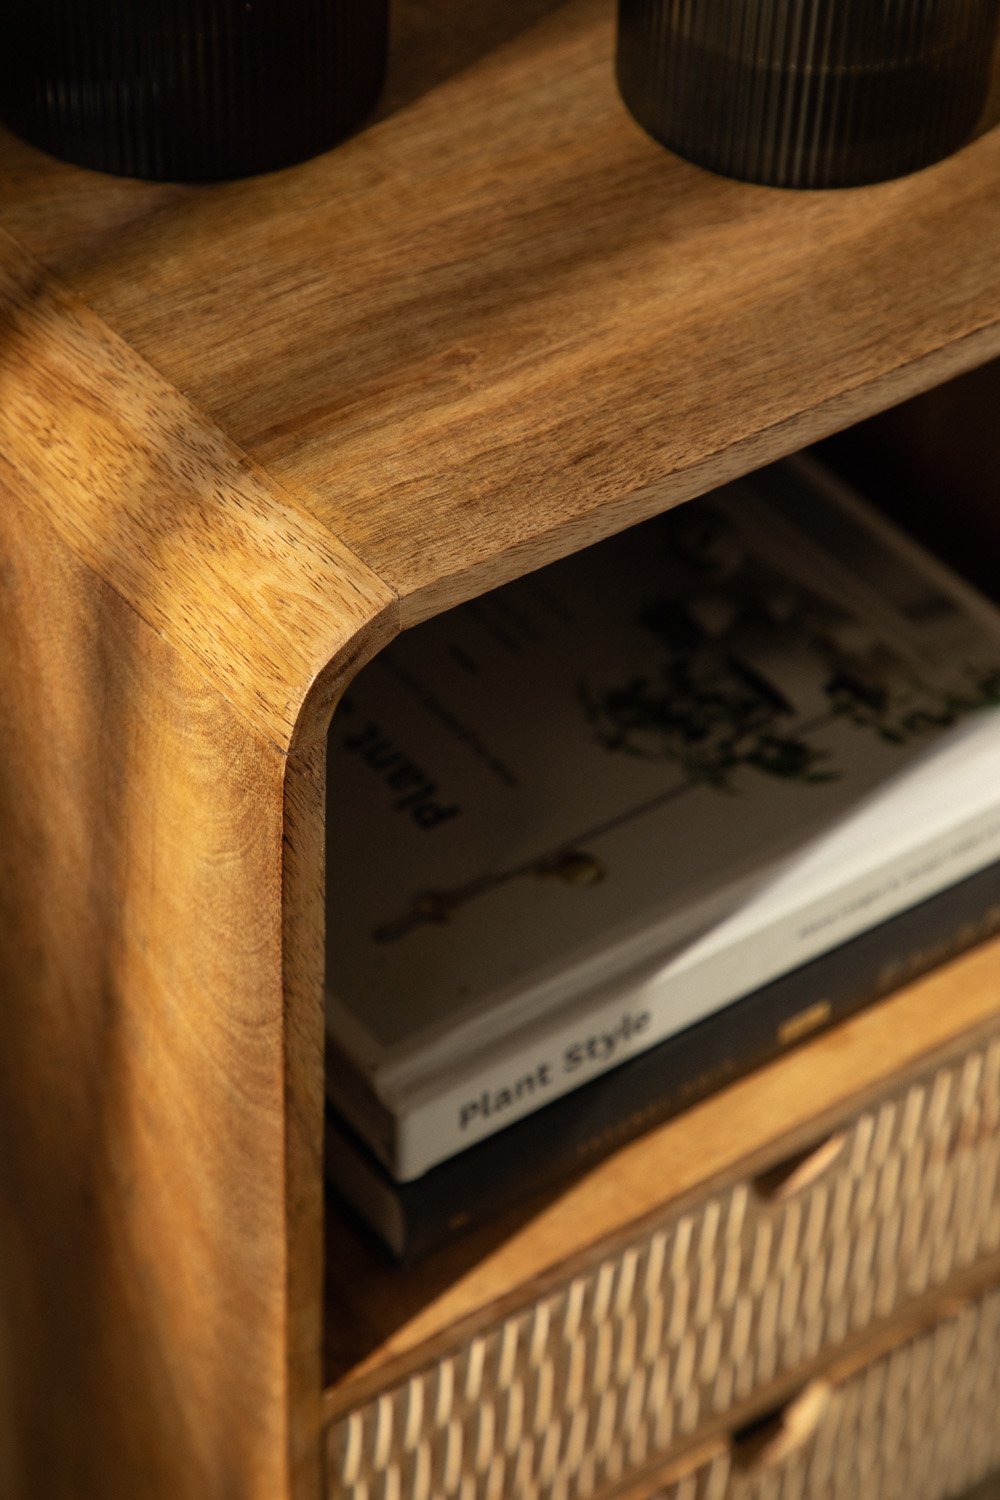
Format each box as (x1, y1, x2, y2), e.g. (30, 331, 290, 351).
(0, 2, 999, 1497)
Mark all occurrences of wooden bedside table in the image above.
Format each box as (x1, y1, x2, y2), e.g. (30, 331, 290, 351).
(2, 3, 999, 1498)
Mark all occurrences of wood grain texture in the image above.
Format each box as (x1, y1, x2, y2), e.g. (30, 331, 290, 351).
(0, 495, 328, 1498)
(0, 4, 999, 1497)
(0, 230, 397, 751)
(2, 2, 1000, 626)
(0, 228, 395, 1495)
(323, 933, 1000, 1406)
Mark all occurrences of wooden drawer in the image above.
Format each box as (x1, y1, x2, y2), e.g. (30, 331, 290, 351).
(327, 1018, 1000, 1500)
(640, 1277, 1000, 1500)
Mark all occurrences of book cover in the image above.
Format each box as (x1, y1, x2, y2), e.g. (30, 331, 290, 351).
(325, 455, 1000, 1179)
(326, 859, 1000, 1259)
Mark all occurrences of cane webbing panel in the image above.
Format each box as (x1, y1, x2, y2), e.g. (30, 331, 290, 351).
(327, 1028, 1000, 1500)
(650, 1283, 1000, 1500)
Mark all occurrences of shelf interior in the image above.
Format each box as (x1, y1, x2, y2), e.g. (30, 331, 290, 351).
(321, 380, 1000, 1415)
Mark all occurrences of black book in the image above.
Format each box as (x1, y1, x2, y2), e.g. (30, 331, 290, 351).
(326, 858, 1000, 1259)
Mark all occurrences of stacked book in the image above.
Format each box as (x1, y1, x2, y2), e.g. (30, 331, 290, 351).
(325, 455, 1000, 1258)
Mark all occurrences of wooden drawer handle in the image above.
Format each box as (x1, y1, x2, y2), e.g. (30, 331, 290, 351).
(730, 1380, 833, 1474)
(752, 1130, 849, 1203)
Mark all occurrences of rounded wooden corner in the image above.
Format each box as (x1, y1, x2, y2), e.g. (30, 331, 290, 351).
(289, 591, 401, 756)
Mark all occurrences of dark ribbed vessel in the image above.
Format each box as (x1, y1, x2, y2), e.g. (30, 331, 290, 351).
(0, 0, 388, 181)
(617, 0, 1000, 188)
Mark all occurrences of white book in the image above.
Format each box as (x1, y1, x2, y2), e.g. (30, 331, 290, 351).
(325, 456, 1000, 1182)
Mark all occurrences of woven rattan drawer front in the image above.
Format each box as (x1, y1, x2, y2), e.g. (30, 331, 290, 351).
(327, 1026, 1000, 1500)
(648, 1282, 1000, 1500)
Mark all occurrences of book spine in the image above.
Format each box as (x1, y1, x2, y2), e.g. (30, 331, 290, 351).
(327, 860, 1000, 1258)
(383, 808, 1000, 1179)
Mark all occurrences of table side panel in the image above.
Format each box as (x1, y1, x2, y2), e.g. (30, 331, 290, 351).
(0, 500, 320, 1500)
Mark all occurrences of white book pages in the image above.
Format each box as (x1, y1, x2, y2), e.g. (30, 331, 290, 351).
(325, 456, 1000, 1179)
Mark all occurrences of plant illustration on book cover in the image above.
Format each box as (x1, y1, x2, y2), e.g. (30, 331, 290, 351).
(324, 457, 1000, 1184)
(375, 499, 1000, 946)
(585, 505, 1000, 777)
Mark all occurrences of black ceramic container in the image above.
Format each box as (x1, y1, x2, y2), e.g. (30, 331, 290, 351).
(617, 0, 1000, 188)
(0, 0, 389, 181)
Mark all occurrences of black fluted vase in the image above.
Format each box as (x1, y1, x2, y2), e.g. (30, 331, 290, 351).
(617, 0, 1000, 188)
(0, 0, 389, 181)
